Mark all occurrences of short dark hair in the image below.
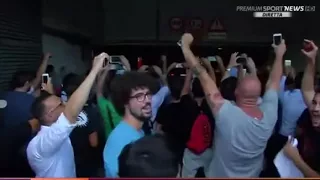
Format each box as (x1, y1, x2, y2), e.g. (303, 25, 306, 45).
(118, 134, 179, 177)
(168, 76, 184, 100)
(109, 71, 158, 115)
(62, 73, 83, 96)
(220, 77, 237, 101)
(30, 91, 52, 123)
(46, 64, 54, 74)
(10, 71, 35, 89)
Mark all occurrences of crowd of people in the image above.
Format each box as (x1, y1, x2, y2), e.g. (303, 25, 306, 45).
(0, 33, 319, 178)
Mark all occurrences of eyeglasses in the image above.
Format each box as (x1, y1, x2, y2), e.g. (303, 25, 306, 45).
(130, 92, 152, 102)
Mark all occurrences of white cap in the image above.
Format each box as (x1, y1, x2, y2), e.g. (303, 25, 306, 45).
(0, 100, 7, 109)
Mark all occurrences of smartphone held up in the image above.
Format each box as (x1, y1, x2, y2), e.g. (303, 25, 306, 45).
(273, 33, 282, 45)
(42, 73, 49, 84)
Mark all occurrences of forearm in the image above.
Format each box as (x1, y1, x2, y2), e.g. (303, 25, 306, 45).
(162, 59, 167, 74)
(64, 67, 99, 123)
(182, 47, 219, 95)
(208, 67, 216, 82)
(292, 156, 319, 177)
(97, 70, 109, 97)
(181, 70, 193, 96)
(33, 57, 49, 87)
(267, 55, 283, 90)
(302, 60, 315, 92)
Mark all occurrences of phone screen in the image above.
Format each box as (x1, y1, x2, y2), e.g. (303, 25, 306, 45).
(243, 69, 247, 74)
(110, 56, 122, 64)
(273, 34, 282, 45)
(42, 74, 49, 84)
(208, 56, 216, 62)
(236, 57, 246, 64)
(285, 60, 291, 66)
(175, 63, 183, 68)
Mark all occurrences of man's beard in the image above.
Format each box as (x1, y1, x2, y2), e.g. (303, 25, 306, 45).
(130, 108, 151, 122)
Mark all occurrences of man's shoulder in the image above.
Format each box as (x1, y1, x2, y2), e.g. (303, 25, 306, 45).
(105, 122, 140, 153)
(26, 133, 40, 155)
(2, 91, 34, 101)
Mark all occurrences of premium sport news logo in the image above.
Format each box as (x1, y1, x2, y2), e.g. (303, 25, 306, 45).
(236, 5, 316, 18)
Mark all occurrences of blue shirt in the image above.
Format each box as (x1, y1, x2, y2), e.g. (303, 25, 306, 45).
(103, 121, 144, 177)
(0, 91, 34, 127)
(279, 76, 307, 136)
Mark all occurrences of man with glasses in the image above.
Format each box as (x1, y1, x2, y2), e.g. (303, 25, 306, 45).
(26, 53, 108, 177)
(103, 71, 158, 178)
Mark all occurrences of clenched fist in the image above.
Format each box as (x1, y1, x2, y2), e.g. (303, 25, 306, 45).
(181, 33, 194, 46)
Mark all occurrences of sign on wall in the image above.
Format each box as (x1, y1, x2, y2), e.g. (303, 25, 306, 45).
(189, 17, 203, 30)
(207, 18, 227, 40)
(169, 17, 184, 31)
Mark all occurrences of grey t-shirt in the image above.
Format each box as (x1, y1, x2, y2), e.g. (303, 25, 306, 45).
(206, 89, 278, 177)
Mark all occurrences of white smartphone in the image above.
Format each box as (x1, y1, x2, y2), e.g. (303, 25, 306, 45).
(175, 63, 183, 68)
(285, 60, 291, 66)
(208, 56, 216, 62)
(42, 73, 49, 84)
(273, 33, 282, 45)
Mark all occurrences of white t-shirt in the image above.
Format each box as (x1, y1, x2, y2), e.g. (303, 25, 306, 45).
(27, 113, 77, 177)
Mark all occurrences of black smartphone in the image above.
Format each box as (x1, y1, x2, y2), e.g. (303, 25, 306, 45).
(236, 57, 246, 64)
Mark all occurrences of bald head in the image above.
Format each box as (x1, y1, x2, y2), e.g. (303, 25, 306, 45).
(236, 76, 261, 98)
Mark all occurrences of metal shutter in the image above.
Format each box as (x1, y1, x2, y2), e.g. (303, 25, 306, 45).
(0, 0, 42, 90)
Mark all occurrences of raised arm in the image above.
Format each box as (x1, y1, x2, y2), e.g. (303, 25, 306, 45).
(180, 33, 224, 114)
(35, 53, 107, 157)
(180, 68, 193, 97)
(96, 66, 111, 98)
(301, 40, 318, 107)
(221, 52, 239, 81)
(30, 53, 51, 89)
(215, 55, 226, 75)
(161, 55, 168, 75)
(201, 58, 216, 82)
(64, 53, 107, 123)
(265, 39, 286, 91)
(119, 55, 131, 71)
(246, 57, 257, 76)
(165, 62, 178, 76)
